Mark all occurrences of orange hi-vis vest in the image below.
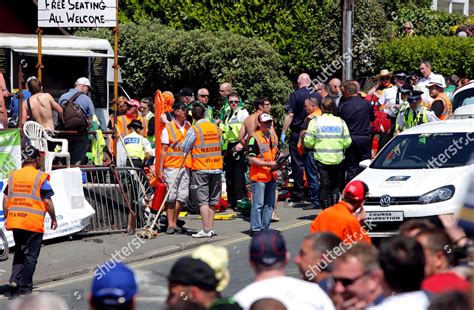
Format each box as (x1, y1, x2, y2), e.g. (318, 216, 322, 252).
(117, 114, 143, 137)
(249, 130, 278, 183)
(435, 92, 453, 120)
(6, 166, 49, 233)
(164, 120, 192, 169)
(191, 121, 223, 170)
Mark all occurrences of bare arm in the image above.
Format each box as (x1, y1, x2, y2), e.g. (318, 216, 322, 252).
(237, 122, 247, 146)
(249, 156, 276, 168)
(44, 198, 57, 230)
(158, 144, 168, 181)
(49, 94, 63, 113)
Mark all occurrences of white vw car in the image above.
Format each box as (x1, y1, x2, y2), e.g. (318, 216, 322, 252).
(355, 116, 474, 237)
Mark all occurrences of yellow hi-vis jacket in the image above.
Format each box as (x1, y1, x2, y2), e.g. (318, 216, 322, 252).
(123, 131, 146, 161)
(304, 113, 352, 165)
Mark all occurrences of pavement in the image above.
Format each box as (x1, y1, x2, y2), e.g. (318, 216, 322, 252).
(0, 201, 318, 288)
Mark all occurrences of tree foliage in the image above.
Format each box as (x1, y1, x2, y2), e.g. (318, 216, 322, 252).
(77, 21, 292, 128)
(376, 36, 474, 77)
(117, 0, 388, 78)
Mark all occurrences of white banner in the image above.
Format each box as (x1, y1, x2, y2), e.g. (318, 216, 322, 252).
(38, 0, 117, 28)
(0, 168, 95, 247)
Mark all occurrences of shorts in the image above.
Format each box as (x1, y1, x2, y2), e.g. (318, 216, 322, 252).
(164, 168, 189, 203)
(190, 172, 222, 207)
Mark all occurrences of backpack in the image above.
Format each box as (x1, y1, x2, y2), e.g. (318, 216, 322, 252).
(60, 92, 88, 131)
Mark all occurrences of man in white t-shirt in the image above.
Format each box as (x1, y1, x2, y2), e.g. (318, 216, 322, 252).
(369, 236, 430, 310)
(418, 61, 446, 107)
(233, 230, 335, 310)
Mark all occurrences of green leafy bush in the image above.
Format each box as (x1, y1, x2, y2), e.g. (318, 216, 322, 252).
(117, 0, 389, 78)
(77, 21, 292, 129)
(376, 36, 474, 77)
(390, 5, 468, 36)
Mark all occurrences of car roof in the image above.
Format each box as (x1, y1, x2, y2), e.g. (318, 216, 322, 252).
(399, 119, 474, 135)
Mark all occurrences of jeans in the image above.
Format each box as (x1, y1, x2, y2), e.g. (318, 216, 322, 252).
(10, 229, 44, 294)
(304, 151, 321, 208)
(250, 180, 277, 232)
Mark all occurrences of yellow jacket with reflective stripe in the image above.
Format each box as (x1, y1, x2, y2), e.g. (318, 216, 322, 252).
(221, 108, 246, 149)
(304, 113, 352, 165)
(249, 130, 278, 183)
(164, 120, 192, 168)
(191, 121, 223, 170)
(6, 166, 48, 233)
(123, 131, 146, 161)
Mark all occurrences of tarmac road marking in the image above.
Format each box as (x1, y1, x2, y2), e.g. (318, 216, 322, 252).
(0, 220, 311, 298)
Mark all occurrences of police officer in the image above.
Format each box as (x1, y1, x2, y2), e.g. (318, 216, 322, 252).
(123, 119, 154, 168)
(3, 146, 57, 295)
(396, 90, 439, 133)
(305, 97, 352, 209)
(221, 92, 249, 209)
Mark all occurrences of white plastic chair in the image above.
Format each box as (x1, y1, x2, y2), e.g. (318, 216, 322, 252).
(23, 121, 70, 172)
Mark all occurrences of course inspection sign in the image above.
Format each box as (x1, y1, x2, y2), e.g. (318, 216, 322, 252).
(38, 0, 116, 27)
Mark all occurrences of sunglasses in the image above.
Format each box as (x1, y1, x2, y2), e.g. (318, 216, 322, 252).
(229, 100, 239, 104)
(198, 94, 209, 97)
(380, 77, 390, 81)
(333, 271, 370, 287)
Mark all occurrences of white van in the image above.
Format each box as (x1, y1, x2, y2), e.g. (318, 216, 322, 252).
(0, 33, 123, 127)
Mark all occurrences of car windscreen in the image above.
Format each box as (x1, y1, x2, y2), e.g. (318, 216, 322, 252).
(371, 132, 474, 169)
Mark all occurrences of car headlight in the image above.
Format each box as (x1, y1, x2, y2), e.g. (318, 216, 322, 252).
(418, 185, 455, 204)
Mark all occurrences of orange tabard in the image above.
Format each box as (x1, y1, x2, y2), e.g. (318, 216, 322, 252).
(6, 166, 49, 233)
(191, 121, 223, 170)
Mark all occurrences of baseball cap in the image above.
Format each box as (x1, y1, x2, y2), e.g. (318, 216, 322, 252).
(91, 263, 137, 306)
(258, 113, 273, 123)
(180, 87, 194, 97)
(343, 180, 369, 201)
(168, 256, 218, 291)
(192, 245, 230, 293)
(75, 77, 92, 89)
(250, 230, 287, 267)
(126, 99, 141, 108)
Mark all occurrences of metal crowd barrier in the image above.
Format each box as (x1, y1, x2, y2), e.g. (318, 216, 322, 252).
(79, 166, 154, 234)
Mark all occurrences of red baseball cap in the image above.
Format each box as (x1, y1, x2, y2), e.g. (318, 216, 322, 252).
(343, 180, 369, 201)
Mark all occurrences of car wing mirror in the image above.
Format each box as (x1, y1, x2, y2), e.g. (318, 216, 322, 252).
(359, 159, 372, 169)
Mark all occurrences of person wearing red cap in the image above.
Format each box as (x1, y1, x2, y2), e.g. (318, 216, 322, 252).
(310, 180, 371, 244)
(116, 99, 143, 138)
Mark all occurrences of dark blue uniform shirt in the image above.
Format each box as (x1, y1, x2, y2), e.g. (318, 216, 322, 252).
(336, 96, 374, 137)
(286, 87, 321, 132)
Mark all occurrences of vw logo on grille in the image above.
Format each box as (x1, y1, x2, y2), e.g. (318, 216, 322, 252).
(380, 195, 391, 207)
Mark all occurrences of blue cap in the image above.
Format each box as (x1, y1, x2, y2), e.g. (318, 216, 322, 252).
(250, 230, 287, 267)
(92, 262, 137, 305)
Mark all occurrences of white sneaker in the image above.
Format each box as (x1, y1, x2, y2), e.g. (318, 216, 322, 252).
(192, 230, 212, 238)
(209, 230, 215, 237)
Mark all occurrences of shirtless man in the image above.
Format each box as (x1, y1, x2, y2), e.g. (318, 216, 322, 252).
(238, 97, 273, 146)
(21, 78, 62, 131)
(0, 71, 10, 128)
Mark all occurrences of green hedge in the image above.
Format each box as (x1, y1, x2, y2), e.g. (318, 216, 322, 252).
(77, 21, 292, 129)
(376, 36, 474, 77)
(390, 5, 468, 36)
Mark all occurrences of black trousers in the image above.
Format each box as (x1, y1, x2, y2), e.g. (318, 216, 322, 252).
(316, 160, 342, 204)
(224, 142, 247, 207)
(10, 229, 44, 294)
(343, 135, 372, 186)
(67, 134, 90, 165)
(289, 131, 305, 200)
